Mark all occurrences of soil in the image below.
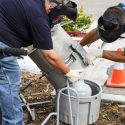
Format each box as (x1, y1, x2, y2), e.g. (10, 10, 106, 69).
(21, 72, 125, 125)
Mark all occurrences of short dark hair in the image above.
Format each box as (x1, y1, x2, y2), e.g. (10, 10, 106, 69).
(102, 6, 125, 30)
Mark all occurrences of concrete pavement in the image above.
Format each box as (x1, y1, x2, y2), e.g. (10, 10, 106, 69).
(74, 0, 125, 20)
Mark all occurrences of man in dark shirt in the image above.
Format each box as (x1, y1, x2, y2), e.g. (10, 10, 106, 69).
(0, 0, 82, 124)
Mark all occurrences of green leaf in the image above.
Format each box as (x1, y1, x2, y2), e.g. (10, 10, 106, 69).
(62, 6, 93, 33)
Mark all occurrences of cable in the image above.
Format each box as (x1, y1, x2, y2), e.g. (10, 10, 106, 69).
(67, 81, 73, 125)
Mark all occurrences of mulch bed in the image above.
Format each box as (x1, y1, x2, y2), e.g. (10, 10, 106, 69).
(21, 72, 125, 125)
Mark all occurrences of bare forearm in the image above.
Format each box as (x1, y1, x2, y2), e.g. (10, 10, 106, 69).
(80, 28, 100, 46)
(103, 50, 125, 62)
(47, 56, 70, 74)
(41, 49, 70, 74)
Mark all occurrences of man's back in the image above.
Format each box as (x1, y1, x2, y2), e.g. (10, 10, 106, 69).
(0, 0, 52, 49)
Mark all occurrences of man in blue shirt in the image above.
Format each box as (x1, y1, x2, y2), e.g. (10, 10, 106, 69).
(0, 0, 82, 124)
(71, 3, 125, 65)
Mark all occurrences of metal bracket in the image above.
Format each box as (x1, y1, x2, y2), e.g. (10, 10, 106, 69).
(65, 53, 76, 66)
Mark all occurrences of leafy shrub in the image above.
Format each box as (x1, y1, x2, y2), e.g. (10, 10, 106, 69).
(62, 6, 93, 32)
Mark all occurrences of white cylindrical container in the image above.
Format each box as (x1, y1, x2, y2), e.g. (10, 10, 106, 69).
(59, 80, 102, 125)
(70, 79, 92, 97)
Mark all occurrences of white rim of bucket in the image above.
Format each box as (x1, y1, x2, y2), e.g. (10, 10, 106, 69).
(61, 80, 102, 99)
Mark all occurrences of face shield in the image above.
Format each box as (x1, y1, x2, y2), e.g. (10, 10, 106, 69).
(98, 16, 124, 43)
(48, 0, 77, 28)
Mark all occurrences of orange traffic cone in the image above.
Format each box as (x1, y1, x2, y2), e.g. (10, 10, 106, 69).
(106, 48, 125, 88)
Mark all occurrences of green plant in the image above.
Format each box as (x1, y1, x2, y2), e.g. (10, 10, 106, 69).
(62, 6, 93, 32)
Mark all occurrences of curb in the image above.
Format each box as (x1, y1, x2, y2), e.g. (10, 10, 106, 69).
(101, 93, 125, 104)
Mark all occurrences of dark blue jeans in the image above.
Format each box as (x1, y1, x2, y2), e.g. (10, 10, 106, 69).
(0, 42, 24, 125)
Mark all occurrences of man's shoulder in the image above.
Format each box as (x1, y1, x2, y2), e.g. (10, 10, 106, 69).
(118, 2, 125, 10)
(0, 0, 44, 16)
(0, 0, 42, 9)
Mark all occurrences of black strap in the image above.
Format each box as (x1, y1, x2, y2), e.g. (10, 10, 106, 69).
(70, 45, 83, 60)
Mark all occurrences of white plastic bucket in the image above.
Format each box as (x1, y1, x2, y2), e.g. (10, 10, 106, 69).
(59, 80, 102, 125)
